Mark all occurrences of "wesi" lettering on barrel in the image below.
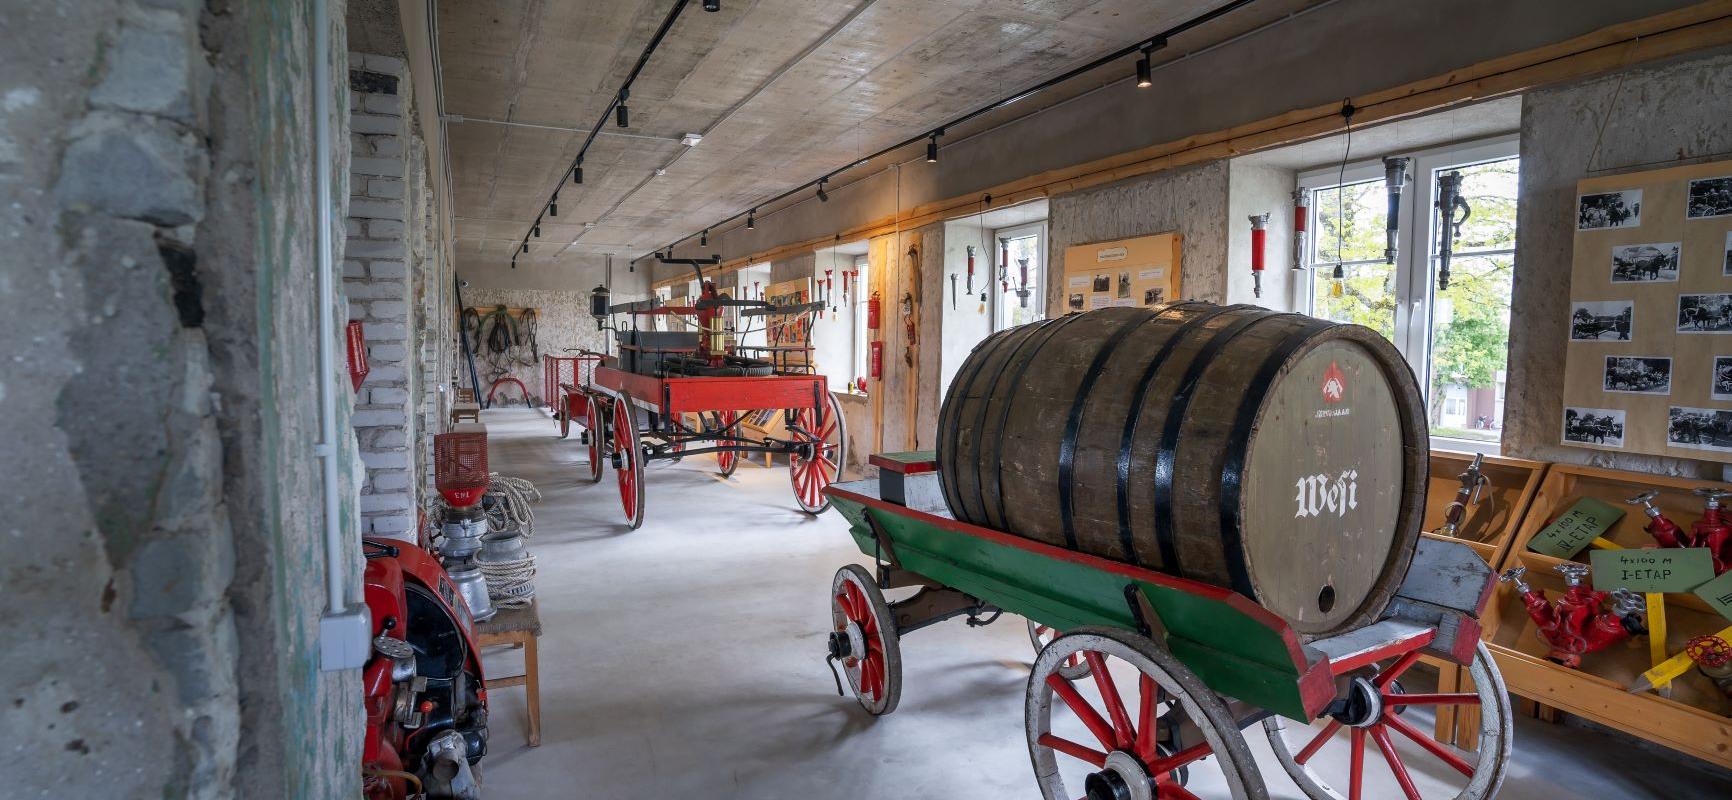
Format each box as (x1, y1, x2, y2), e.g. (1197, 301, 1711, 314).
(1293, 470, 1359, 519)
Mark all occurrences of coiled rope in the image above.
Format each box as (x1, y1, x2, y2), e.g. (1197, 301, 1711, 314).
(484, 473, 540, 535)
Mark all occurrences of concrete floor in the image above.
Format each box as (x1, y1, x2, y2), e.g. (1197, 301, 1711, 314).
(475, 408, 1732, 799)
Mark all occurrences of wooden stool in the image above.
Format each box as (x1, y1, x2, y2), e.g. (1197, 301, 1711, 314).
(474, 600, 542, 747)
(451, 401, 480, 424)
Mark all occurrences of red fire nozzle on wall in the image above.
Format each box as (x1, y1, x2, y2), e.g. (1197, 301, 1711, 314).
(1248, 213, 1270, 299)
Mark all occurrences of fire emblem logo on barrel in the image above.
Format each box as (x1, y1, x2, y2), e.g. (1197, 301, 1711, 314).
(1321, 360, 1347, 404)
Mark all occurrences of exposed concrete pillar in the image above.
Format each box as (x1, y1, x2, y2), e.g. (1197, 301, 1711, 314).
(345, 52, 419, 539)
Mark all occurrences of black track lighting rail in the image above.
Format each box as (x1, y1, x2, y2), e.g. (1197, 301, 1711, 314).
(644, 0, 1259, 267)
(512, 0, 711, 267)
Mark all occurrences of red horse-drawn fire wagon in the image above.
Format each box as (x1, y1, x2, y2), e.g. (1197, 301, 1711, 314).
(557, 259, 847, 529)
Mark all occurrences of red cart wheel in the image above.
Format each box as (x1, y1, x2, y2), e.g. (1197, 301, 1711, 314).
(1027, 621, 1090, 680)
(556, 395, 571, 439)
(612, 392, 645, 530)
(1027, 627, 1265, 800)
(789, 394, 847, 514)
(581, 392, 604, 484)
(707, 410, 740, 478)
(829, 564, 900, 716)
(1263, 641, 1510, 800)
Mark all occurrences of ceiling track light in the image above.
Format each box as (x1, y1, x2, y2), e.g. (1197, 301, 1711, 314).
(533, 224, 541, 237)
(703, 0, 720, 11)
(1136, 49, 1152, 88)
(521, 243, 528, 254)
(700, 229, 708, 246)
(573, 163, 583, 184)
(549, 192, 558, 217)
(616, 89, 630, 128)
(815, 178, 829, 203)
(747, 208, 756, 230)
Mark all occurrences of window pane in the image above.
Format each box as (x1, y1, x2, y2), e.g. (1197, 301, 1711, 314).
(1312, 179, 1386, 266)
(1427, 156, 1516, 443)
(998, 233, 1045, 330)
(1311, 261, 1398, 341)
(1427, 253, 1512, 442)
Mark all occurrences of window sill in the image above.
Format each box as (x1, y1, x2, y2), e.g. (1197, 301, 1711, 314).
(1430, 434, 1502, 457)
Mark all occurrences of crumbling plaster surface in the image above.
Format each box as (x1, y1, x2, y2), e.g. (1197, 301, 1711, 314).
(1047, 161, 1230, 313)
(1504, 49, 1732, 477)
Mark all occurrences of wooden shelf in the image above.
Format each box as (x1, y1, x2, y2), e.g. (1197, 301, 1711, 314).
(1418, 451, 1548, 746)
(1486, 461, 1732, 768)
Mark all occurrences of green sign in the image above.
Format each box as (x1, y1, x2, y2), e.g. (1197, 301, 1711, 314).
(1527, 497, 1624, 559)
(1694, 569, 1732, 624)
(1588, 547, 1716, 593)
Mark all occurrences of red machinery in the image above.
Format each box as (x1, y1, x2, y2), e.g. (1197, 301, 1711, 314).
(360, 539, 489, 800)
(579, 275, 848, 529)
(1626, 488, 1732, 573)
(544, 352, 605, 440)
(1499, 564, 1644, 667)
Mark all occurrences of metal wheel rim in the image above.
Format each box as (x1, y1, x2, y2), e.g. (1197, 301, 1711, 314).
(557, 396, 570, 439)
(1027, 620, 1091, 681)
(790, 394, 847, 513)
(582, 395, 604, 483)
(613, 393, 645, 529)
(830, 564, 900, 716)
(1026, 627, 1263, 800)
(1261, 641, 1510, 800)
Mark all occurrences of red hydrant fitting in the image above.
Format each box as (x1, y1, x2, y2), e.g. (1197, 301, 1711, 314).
(1625, 490, 1686, 549)
(1500, 564, 1644, 668)
(1690, 488, 1732, 574)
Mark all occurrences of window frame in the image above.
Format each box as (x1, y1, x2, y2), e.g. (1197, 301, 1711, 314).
(991, 220, 1048, 332)
(1298, 134, 1518, 454)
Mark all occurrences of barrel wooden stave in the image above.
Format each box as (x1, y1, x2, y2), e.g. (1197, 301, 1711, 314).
(937, 302, 1427, 637)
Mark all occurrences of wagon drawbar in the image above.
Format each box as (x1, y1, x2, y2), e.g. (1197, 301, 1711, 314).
(823, 452, 1511, 800)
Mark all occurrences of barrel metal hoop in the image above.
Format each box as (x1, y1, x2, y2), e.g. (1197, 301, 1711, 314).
(1216, 318, 1334, 600)
(939, 325, 1021, 521)
(961, 319, 1058, 524)
(1151, 308, 1274, 576)
(985, 313, 1091, 531)
(1115, 303, 1237, 566)
(1056, 309, 1163, 551)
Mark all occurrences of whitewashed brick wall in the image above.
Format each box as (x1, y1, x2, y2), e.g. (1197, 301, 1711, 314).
(345, 53, 417, 539)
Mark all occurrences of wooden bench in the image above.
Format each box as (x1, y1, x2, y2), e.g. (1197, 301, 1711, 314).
(474, 600, 542, 747)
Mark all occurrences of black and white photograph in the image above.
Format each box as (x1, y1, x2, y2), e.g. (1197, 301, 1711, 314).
(1603, 356, 1672, 394)
(1142, 288, 1164, 306)
(1677, 293, 1732, 333)
(1068, 292, 1084, 311)
(1724, 230, 1731, 276)
(1570, 300, 1633, 341)
(1562, 407, 1625, 447)
(1714, 356, 1732, 401)
(1668, 406, 1732, 452)
(1687, 176, 1732, 219)
(1117, 271, 1131, 298)
(1578, 189, 1642, 230)
(1610, 242, 1680, 283)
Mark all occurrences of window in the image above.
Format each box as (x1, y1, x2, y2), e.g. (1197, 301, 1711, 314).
(733, 262, 771, 352)
(1301, 136, 1517, 450)
(850, 255, 870, 394)
(810, 247, 869, 393)
(994, 222, 1046, 331)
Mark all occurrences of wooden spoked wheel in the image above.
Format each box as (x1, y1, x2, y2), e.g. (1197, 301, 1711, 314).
(1262, 641, 1510, 800)
(706, 410, 740, 478)
(1026, 620, 1091, 681)
(556, 395, 571, 439)
(1026, 627, 1264, 800)
(581, 393, 604, 484)
(829, 564, 900, 716)
(789, 394, 847, 514)
(611, 392, 645, 530)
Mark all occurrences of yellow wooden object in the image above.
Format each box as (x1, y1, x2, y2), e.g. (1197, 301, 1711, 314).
(1591, 537, 1623, 550)
(1647, 593, 1669, 687)
(1638, 626, 1732, 692)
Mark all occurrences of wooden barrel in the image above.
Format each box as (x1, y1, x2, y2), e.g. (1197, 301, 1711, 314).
(937, 303, 1428, 637)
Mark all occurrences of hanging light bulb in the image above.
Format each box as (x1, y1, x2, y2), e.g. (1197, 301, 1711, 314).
(1330, 263, 1345, 298)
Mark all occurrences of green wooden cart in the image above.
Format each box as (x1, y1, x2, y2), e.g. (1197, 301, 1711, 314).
(822, 452, 1511, 800)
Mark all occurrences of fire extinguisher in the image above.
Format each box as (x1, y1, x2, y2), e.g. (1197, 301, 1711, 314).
(867, 291, 881, 330)
(869, 340, 883, 379)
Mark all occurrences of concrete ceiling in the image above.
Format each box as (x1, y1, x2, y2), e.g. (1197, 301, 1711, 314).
(437, 0, 1280, 276)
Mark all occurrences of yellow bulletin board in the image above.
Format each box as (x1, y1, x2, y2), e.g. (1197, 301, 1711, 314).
(1061, 233, 1183, 313)
(1561, 159, 1732, 461)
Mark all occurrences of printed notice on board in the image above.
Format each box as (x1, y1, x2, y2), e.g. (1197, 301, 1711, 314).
(1068, 275, 1090, 288)
(1088, 295, 1111, 309)
(1589, 548, 1716, 593)
(1138, 268, 1165, 282)
(1096, 247, 1128, 263)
